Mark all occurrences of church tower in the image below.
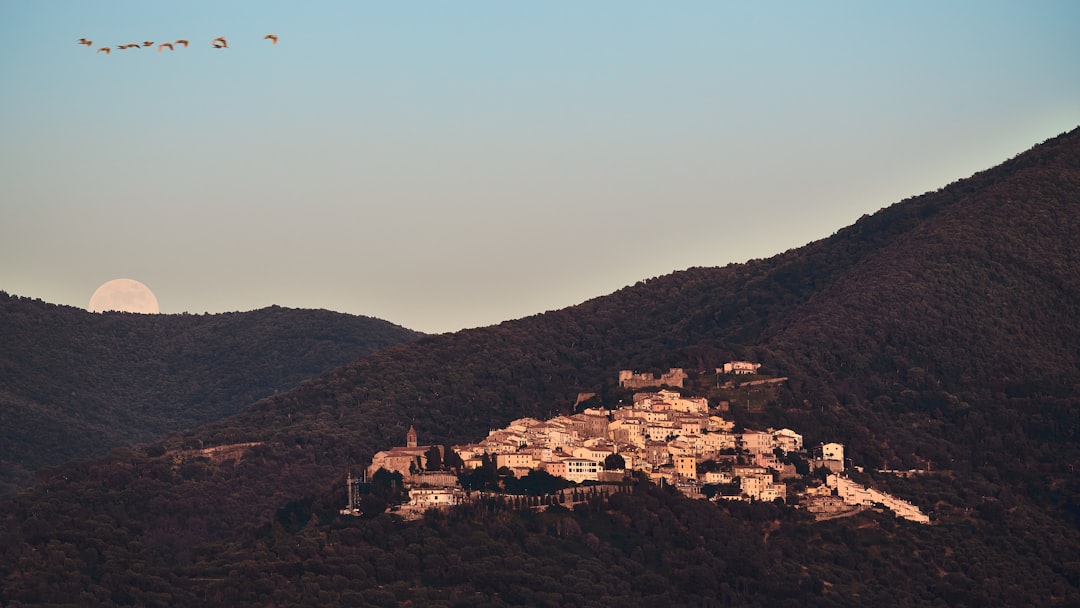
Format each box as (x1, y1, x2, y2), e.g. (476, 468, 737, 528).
(406, 425, 418, 448)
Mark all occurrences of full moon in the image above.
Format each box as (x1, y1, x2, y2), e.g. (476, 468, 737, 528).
(88, 278, 160, 314)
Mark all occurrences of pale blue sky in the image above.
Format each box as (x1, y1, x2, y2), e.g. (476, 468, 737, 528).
(1, 1, 1078, 333)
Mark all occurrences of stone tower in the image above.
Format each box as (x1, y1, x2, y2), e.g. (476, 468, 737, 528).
(406, 425, 418, 448)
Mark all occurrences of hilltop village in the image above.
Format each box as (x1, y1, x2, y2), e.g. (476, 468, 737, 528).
(348, 365, 929, 524)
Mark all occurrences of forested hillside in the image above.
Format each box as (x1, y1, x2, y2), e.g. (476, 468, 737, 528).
(0, 297, 423, 493)
(758, 132, 1080, 491)
(2, 127, 1078, 605)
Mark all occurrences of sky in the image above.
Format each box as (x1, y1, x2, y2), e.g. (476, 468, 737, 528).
(1, 2, 1078, 333)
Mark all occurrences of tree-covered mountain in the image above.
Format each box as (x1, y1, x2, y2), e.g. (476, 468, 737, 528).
(0, 297, 424, 493)
(2, 127, 1078, 606)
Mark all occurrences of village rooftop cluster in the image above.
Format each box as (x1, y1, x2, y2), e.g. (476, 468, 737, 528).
(350, 365, 929, 524)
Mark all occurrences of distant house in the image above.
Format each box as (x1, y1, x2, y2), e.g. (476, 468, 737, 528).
(496, 452, 537, 470)
(539, 459, 568, 479)
(820, 443, 844, 461)
(706, 415, 735, 433)
(562, 457, 601, 483)
(643, 441, 671, 466)
(633, 389, 709, 414)
(772, 428, 804, 453)
(674, 454, 698, 481)
(609, 418, 645, 447)
(407, 487, 463, 511)
(573, 408, 611, 438)
(703, 470, 733, 485)
(739, 430, 775, 455)
(719, 361, 761, 375)
(572, 442, 616, 463)
(737, 469, 786, 502)
(812, 442, 845, 473)
(733, 464, 769, 479)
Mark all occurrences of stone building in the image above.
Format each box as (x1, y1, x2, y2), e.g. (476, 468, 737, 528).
(618, 368, 687, 389)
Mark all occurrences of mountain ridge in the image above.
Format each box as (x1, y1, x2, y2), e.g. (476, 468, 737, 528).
(0, 295, 424, 493)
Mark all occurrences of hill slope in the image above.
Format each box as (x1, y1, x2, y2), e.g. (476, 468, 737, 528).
(0, 297, 423, 493)
(2, 127, 1079, 605)
(189, 128, 1080, 459)
(767, 132, 1080, 390)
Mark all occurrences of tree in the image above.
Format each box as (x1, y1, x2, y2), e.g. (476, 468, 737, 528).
(790, 454, 811, 475)
(604, 453, 626, 470)
(442, 445, 464, 471)
(503, 469, 570, 496)
(697, 459, 723, 474)
(368, 468, 406, 504)
(424, 446, 443, 471)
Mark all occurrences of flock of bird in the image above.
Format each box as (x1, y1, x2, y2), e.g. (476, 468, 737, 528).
(78, 35, 278, 55)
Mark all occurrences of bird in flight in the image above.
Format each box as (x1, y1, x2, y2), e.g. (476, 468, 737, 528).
(83, 34, 279, 55)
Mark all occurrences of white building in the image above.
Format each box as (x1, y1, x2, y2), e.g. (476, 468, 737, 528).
(720, 361, 761, 375)
(827, 474, 929, 524)
(772, 428, 803, 453)
(408, 488, 462, 510)
(562, 457, 601, 483)
(814, 442, 845, 472)
(820, 442, 844, 461)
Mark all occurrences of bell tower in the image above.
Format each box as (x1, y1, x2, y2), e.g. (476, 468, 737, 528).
(406, 425, 418, 448)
